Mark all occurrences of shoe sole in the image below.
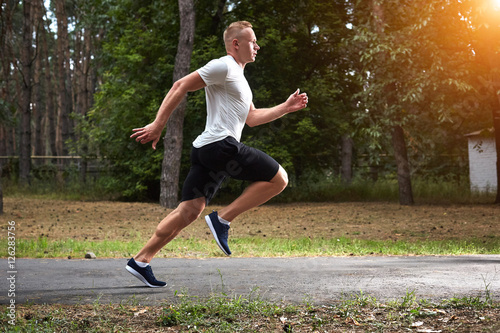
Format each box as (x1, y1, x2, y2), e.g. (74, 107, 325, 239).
(205, 215, 231, 256)
(126, 265, 166, 288)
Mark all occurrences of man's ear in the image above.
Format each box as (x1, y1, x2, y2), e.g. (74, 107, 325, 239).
(232, 39, 239, 49)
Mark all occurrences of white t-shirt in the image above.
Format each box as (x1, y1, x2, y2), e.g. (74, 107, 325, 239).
(192, 55, 252, 148)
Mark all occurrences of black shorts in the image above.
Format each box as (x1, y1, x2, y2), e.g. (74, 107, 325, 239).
(181, 137, 280, 204)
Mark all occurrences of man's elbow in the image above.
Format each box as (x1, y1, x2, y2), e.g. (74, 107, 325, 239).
(245, 118, 259, 127)
(172, 76, 194, 94)
(171, 79, 185, 93)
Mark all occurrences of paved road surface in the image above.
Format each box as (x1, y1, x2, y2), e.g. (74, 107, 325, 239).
(1, 256, 499, 305)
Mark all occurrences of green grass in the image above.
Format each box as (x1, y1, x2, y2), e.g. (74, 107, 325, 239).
(1, 237, 146, 259)
(3, 236, 499, 259)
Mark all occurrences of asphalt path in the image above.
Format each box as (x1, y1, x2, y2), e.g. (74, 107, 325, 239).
(1, 255, 499, 306)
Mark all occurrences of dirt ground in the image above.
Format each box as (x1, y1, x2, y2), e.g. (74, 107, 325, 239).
(3, 197, 499, 243)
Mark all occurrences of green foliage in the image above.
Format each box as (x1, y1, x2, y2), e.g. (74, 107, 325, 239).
(346, 0, 498, 188)
(76, 0, 179, 200)
(74, 0, 364, 200)
(68, 0, 498, 201)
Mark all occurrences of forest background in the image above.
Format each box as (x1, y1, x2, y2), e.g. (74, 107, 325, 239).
(1, 0, 500, 211)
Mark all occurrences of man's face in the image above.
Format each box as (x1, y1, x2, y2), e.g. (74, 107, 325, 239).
(237, 28, 260, 63)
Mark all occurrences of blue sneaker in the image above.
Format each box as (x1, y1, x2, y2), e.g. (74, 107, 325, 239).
(126, 258, 166, 288)
(205, 211, 231, 256)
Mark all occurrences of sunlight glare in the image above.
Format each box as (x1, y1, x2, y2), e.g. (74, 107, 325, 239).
(494, 0, 500, 10)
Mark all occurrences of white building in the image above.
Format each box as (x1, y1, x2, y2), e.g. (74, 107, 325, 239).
(466, 128, 497, 192)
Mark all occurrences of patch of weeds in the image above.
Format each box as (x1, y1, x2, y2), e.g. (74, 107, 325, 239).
(399, 289, 418, 309)
(352, 290, 378, 307)
(436, 270, 499, 311)
(280, 303, 299, 315)
(158, 289, 290, 332)
(301, 294, 315, 311)
(481, 269, 498, 306)
(159, 306, 181, 326)
(386, 289, 418, 310)
(334, 291, 377, 324)
(442, 295, 490, 309)
(12, 307, 68, 333)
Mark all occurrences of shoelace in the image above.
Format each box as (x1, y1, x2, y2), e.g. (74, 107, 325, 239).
(143, 266, 158, 282)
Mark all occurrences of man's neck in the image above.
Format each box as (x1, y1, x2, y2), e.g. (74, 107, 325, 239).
(226, 52, 246, 69)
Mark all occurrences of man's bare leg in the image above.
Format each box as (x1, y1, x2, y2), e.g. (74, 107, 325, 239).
(218, 165, 288, 222)
(134, 197, 206, 263)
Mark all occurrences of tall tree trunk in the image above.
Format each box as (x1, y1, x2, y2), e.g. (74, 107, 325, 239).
(74, 26, 85, 181)
(41, 15, 57, 160)
(33, 0, 45, 164)
(392, 125, 414, 205)
(76, 26, 93, 183)
(0, 0, 18, 211)
(160, 0, 196, 208)
(340, 134, 353, 184)
(371, 0, 414, 205)
(55, 0, 72, 162)
(0, 0, 15, 162)
(19, 0, 34, 185)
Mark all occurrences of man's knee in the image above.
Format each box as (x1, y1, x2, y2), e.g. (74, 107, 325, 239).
(178, 197, 206, 222)
(155, 198, 205, 239)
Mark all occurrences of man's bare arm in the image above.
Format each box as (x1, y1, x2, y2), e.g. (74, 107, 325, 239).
(131, 71, 206, 149)
(246, 89, 308, 127)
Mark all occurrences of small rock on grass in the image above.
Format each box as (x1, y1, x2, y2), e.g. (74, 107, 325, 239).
(85, 252, 97, 259)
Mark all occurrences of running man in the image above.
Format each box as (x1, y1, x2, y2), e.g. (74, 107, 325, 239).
(127, 21, 308, 287)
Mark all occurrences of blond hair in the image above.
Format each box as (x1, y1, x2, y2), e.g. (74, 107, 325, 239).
(223, 21, 253, 48)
